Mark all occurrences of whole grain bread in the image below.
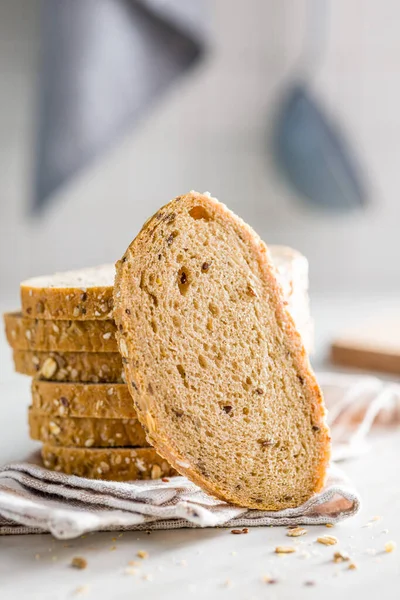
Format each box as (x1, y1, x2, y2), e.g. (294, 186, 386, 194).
(14, 350, 123, 382)
(21, 264, 114, 320)
(31, 380, 136, 418)
(4, 312, 117, 352)
(29, 409, 148, 447)
(114, 191, 330, 510)
(41, 445, 175, 481)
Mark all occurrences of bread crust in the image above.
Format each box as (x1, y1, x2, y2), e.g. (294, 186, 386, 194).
(31, 380, 137, 419)
(4, 312, 117, 352)
(29, 409, 148, 447)
(114, 192, 330, 509)
(41, 445, 175, 481)
(14, 350, 123, 382)
(20, 265, 114, 320)
(21, 285, 113, 320)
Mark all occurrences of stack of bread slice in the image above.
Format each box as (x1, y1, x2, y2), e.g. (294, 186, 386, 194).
(4, 247, 313, 481)
(4, 266, 175, 481)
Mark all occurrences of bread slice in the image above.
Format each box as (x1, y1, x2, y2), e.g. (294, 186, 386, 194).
(14, 350, 123, 382)
(29, 409, 148, 448)
(114, 191, 330, 510)
(31, 380, 136, 419)
(4, 312, 117, 353)
(41, 445, 175, 481)
(21, 265, 114, 320)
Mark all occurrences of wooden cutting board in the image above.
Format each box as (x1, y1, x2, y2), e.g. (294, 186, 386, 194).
(331, 317, 400, 374)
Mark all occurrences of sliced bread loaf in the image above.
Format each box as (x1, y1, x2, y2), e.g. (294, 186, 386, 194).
(41, 445, 175, 480)
(114, 191, 330, 510)
(21, 264, 114, 320)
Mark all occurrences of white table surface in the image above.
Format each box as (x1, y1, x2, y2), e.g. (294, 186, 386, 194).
(1, 295, 400, 600)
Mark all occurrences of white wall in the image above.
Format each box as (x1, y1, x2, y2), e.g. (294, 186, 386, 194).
(1, 0, 400, 307)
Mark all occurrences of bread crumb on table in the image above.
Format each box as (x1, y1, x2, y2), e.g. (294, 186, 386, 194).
(275, 546, 296, 554)
(317, 535, 338, 546)
(333, 551, 350, 563)
(137, 550, 149, 559)
(71, 556, 87, 570)
(286, 526, 307, 537)
(385, 541, 396, 553)
(263, 575, 278, 584)
(231, 528, 248, 535)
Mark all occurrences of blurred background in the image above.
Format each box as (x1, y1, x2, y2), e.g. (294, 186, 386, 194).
(0, 0, 398, 306)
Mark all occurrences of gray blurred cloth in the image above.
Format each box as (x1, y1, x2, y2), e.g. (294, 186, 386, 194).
(35, 0, 207, 211)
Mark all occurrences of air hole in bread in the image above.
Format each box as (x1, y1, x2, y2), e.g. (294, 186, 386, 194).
(206, 318, 213, 332)
(208, 302, 219, 317)
(150, 293, 158, 307)
(177, 253, 184, 263)
(172, 315, 181, 328)
(178, 268, 190, 295)
(176, 364, 189, 388)
(198, 355, 207, 369)
(189, 205, 211, 221)
(242, 407, 249, 415)
(242, 376, 252, 391)
(150, 320, 158, 334)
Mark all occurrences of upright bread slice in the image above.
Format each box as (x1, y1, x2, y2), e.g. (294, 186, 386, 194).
(41, 445, 175, 480)
(114, 191, 330, 510)
(21, 265, 114, 320)
(31, 381, 137, 419)
(4, 312, 117, 352)
(14, 350, 123, 382)
(29, 409, 148, 447)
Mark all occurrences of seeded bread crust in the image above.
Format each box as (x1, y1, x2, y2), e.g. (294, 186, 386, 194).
(29, 409, 148, 447)
(4, 312, 117, 352)
(14, 350, 123, 382)
(21, 265, 114, 320)
(31, 380, 137, 419)
(41, 445, 176, 481)
(114, 191, 330, 510)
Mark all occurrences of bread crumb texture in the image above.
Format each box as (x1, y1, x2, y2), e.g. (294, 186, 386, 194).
(113, 191, 330, 510)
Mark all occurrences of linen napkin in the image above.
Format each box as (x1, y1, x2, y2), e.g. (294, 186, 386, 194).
(1, 372, 399, 539)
